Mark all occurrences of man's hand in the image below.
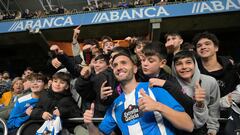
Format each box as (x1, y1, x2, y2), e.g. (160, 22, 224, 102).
(82, 44, 96, 51)
(80, 66, 91, 79)
(124, 36, 137, 44)
(149, 78, 166, 87)
(53, 107, 60, 116)
(51, 58, 62, 69)
(114, 40, 120, 47)
(194, 81, 206, 108)
(138, 89, 160, 112)
(50, 44, 63, 54)
(100, 81, 113, 100)
(227, 93, 233, 106)
(73, 25, 81, 40)
(25, 106, 33, 116)
(42, 112, 53, 120)
(84, 103, 95, 124)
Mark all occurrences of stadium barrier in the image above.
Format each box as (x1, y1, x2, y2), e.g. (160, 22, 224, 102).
(16, 117, 103, 135)
(0, 118, 8, 135)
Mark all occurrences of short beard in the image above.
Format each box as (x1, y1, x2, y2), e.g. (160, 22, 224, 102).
(119, 73, 134, 87)
(120, 79, 128, 87)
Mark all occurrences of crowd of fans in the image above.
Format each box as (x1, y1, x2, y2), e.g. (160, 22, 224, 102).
(0, 24, 239, 134)
(0, 0, 199, 21)
(0, 0, 239, 134)
(0, 7, 65, 21)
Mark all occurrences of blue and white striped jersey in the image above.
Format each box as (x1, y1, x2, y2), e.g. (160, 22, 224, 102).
(99, 82, 184, 135)
(7, 93, 39, 129)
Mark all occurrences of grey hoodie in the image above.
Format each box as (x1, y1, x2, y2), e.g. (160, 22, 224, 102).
(172, 58, 220, 134)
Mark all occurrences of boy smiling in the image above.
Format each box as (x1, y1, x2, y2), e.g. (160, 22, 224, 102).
(172, 51, 220, 135)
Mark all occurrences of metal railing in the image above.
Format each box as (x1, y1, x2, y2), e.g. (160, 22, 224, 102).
(16, 117, 103, 135)
(236, 129, 240, 135)
(12, 117, 240, 135)
(0, 118, 8, 135)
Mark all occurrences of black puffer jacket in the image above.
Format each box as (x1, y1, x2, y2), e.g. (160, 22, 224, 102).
(30, 88, 81, 120)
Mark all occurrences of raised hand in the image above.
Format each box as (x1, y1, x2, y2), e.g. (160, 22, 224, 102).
(80, 66, 91, 79)
(74, 25, 81, 31)
(73, 25, 81, 40)
(100, 81, 113, 100)
(138, 89, 159, 112)
(84, 103, 95, 124)
(50, 44, 63, 54)
(194, 81, 206, 108)
(51, 58, 62, 69)
(149, 78, 166, 87)
(124, 36, 132, 42)
(114, 40, 120, 47)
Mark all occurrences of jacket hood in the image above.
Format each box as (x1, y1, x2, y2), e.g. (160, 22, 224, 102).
(172, 58, 201, 98)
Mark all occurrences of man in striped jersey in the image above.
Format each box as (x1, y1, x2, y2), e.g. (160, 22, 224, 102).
(84, 49, 194, 135)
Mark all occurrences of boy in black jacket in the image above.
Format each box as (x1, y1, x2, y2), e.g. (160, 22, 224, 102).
(193, 31, 240, 135)
(75, 54, 110, 117)
(139, 41, 195, 118)
(25, 72, 82, 134)
(30, 72, 81, 120)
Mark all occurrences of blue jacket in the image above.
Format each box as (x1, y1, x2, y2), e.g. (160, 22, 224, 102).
(7, 93, 39, 130)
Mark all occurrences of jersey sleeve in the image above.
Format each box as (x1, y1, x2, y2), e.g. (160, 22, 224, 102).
(7, 101, 29, 129)
(152, 87, 185, 112)
(98, 104, 117, 135)
(7, 101, 20, 129)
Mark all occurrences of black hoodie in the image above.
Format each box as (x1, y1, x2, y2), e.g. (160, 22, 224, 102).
(198, 56, 240, 97)
(198, 56, 240, 118)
